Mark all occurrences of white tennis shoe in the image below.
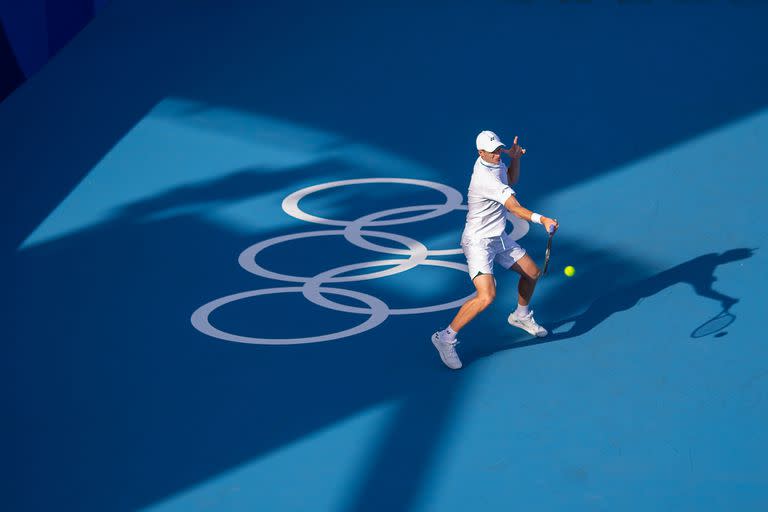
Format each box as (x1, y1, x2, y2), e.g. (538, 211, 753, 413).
(507, 310, 548, 337)
(431, 331, 462, 370)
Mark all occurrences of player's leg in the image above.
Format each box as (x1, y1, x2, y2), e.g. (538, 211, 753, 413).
(493, 239, 540, 314)
(510, 254, 541, 307)
(449, 274, 496, 332)
(507, 253, 548, 337)
(431, 274, 495, 370)
(430, 238, 497, 369)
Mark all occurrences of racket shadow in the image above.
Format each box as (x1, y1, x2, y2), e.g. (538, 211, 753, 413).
(691, 309, 736, 338)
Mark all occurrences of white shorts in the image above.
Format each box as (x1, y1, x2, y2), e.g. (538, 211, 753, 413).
(461, 234, 527, 280)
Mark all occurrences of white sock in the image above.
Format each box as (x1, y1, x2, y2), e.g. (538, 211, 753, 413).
(515, 303, 530, 317)
(442, 326, 457, 341)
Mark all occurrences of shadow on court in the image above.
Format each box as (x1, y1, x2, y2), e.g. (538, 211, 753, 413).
(4, 161, 476, 512)
(4, 1, 768, 511)
(4, 156, 659, 511)
(469, 248, 756, 360)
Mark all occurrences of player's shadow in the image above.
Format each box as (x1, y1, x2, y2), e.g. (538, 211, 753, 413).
(477, 248, 755, 356)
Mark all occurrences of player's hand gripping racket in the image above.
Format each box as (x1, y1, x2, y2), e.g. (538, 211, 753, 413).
(542, 225, 554, 274)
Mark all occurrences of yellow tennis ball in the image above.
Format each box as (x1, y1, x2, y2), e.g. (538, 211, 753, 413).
(564, 265, 575, 277)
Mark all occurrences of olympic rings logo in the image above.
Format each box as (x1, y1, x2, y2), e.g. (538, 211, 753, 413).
(190, 178, 529, 345)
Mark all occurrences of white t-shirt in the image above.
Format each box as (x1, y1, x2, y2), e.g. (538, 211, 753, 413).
(461, 156, 514, 241)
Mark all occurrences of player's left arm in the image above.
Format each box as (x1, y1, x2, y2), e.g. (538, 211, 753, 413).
(505, 135, 525, 185)
(507, 156, 520, 185)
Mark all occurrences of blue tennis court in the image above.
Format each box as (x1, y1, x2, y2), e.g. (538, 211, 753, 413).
(3, 1, 768, 510)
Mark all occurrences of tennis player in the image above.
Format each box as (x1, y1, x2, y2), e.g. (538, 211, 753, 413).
(431, 130, 558, 369)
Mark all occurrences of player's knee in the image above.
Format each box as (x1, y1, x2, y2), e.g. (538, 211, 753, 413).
(521, 264, 541, 281)
(477, 292, 495, 310)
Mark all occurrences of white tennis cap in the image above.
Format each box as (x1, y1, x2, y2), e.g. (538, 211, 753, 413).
(476, 130, 505, 152)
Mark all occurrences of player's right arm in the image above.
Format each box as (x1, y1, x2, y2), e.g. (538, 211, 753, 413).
(504, 194, 558, 233)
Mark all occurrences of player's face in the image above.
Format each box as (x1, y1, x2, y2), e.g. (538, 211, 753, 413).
(479, 147, 503, 164)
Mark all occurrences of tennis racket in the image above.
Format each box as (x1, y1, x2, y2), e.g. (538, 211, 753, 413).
(690, 309, 735, 338)
(542, 226, 554, 274)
